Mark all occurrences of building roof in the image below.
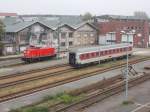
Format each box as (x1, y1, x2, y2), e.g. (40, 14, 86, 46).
(0, 13, 17, 17)
(3, 15, 98, 33)
(5, 21, 35, 32)
(97, 15, 148, 20)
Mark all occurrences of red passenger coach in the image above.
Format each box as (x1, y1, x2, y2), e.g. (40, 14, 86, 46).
(69, 43, 133, 67)
(22, 46, 56, 62)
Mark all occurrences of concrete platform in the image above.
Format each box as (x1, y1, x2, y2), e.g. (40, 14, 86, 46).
(0, 60, 150, 112)
(82, 80, 150, 112)
(133, 48, 150, 56)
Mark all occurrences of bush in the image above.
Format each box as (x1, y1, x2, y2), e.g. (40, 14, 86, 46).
(23, 106, 48, 112)
(10, 109, 20, 112)
(122, 100, 134, 105)
(59, 94, 74, 104)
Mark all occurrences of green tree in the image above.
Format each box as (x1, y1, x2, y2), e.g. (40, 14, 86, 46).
(0, 19, 5, 55)
(82, 12, 93, 21)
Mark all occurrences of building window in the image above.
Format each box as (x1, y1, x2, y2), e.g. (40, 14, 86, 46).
(76, 34, 80, 37)
(61, 42, 66, 46)
(69, 32, 73, 38)
(69, 41, 73, 46)
(61, 32, 66, 39)
(90, 33, 94, 37)
(131, 26, 134, 29)
(84, 34, 88, 37)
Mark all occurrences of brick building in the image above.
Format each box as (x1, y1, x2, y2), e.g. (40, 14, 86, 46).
(0, 12, 17, 19)
(95, 15, 150, 48)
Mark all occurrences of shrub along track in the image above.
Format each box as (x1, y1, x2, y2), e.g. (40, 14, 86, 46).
(54, 73, 150, 112)
(0, 57, 149, 103)
(47, 75, 123, 112)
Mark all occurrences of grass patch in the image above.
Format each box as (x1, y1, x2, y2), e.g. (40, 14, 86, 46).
(122, 100, 134, 105)
(10, 106, 48, 112)
(43, 92, 83, 104)
(10, 92, 84, 112)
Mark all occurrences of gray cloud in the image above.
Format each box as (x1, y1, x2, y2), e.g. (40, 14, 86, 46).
(0, 0, 149, 16)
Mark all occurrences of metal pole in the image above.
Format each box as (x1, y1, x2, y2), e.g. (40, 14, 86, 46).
(125, 33, 129, 101)
(57, 26, 60, 59)
(111, 33, 112, 45)
(99, 47, 100, 64)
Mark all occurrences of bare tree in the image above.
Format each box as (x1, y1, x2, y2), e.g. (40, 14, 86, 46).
(82, 12, 93, 21)
(134, 11, 149, 19)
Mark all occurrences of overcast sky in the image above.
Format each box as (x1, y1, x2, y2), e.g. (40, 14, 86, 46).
(0, 0, 150, 16)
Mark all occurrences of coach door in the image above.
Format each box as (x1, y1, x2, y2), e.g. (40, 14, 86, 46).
(69, 52, 76, 65)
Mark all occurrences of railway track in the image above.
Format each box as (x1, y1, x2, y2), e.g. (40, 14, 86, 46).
(0, 56, 21, 61)
(0, 57, 149, 103)
(53, 73, 150, 112)
(0, 58, 24, 68)
(132, 105, 150, 112)
(47, 75, 123, 112)
(0, 65, 73, 88)
(0, 63, 69, 79)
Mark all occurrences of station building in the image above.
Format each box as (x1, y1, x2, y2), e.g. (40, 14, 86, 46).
(95, 15, 150, 48)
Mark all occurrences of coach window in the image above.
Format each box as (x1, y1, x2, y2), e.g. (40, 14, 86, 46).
(100, 51, 103, 56)
(113, 49, 115, 53)
(86, 53, 89, 59)
(117, 49, 119, 53)
(82, 54, 86, 59)
(120, 48, 122, 52)
(92, 52, 95, 57)
(96, 52, 99, 56)
(110, 50, 112, 54)
(89, 53, 92, 58)
(124, 48, 126, 51)
(80, 54, 83, 60)
(105, 51, 107, 55)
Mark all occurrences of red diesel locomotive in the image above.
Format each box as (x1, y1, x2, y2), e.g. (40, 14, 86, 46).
(22, 46, 56, 62)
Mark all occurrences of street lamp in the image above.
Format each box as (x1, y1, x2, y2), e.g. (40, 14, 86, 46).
(120, 30, 129, 101)
(120, 30, 135, 101)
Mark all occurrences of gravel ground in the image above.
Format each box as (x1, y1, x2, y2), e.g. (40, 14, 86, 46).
(0, 60, 150, 112)
(133, 48, 150, 56)
(81, 80, 150, 112)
